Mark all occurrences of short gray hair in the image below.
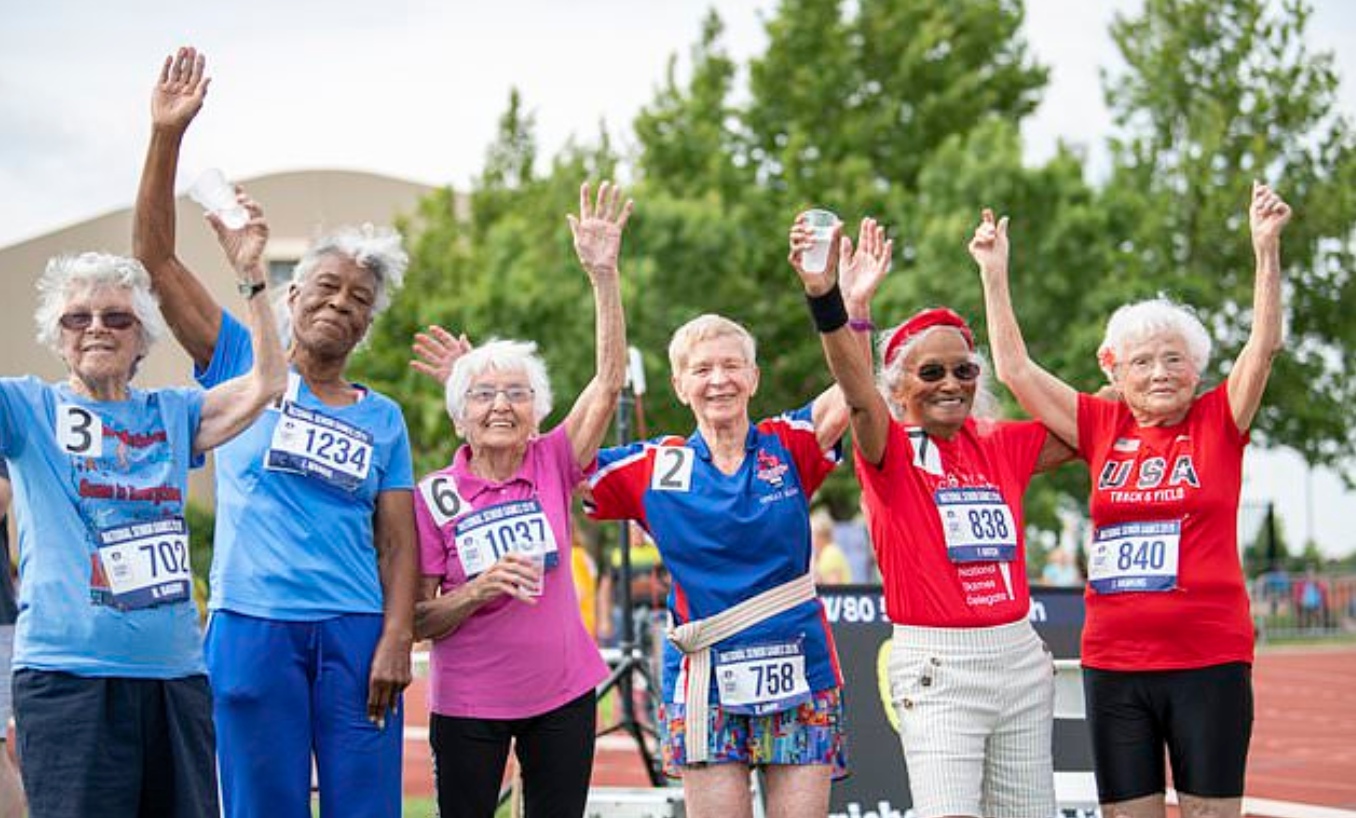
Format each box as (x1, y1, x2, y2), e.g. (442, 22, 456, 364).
(876, 325, 999, 421)
(1097, 297, 1211, 382)
(278, 223, 409, 345)
(34, 252, 168, 355)
(667, 314, 757, 376)
(444, 339, 554, 433)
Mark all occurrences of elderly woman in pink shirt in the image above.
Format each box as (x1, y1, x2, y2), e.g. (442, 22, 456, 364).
(411, 182, 630, 818)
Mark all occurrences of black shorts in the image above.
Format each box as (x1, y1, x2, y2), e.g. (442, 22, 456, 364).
(13, 669, 218, 818)
(1083, 662, 1252, 802)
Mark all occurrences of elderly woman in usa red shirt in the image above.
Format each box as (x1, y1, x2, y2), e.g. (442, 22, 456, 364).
(971, 182, 1291, 818)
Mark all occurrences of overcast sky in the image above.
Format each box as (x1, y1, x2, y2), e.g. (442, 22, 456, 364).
(3, 0, 1354, 556)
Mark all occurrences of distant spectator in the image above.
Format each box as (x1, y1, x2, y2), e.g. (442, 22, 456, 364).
(811, 510, 852, 586)
(833, 515, 873, 583)
(1041, 547, 1081, 587)
(1293, 566, 1330, 631)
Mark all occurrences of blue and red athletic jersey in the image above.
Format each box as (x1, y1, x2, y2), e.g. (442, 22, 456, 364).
(586, 402, 843, 705)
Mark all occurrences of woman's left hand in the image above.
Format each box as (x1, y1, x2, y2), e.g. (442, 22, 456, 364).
(208, 190, 268, 279)
(838, 217, 893, 316)
(568, 180, 633, 280)
(1250, 181, 1292, 252)
(410, 325, 472, 385)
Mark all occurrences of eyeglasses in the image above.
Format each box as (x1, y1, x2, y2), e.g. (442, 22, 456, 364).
(465, 386, 535, 406)
(915, 361, 981, 383)
(58, 311, 139, 331)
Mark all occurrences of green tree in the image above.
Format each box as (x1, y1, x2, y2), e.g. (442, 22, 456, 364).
(1102, 0, 1356, 470)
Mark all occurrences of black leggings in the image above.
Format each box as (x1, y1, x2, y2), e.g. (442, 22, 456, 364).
(1084, 662, 1253, 802)
(430, 689, 597, 818)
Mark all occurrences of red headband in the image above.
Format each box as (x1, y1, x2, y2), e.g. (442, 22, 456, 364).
(884, 307, 975, 366)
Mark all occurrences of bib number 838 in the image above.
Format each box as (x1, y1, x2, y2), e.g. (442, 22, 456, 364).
(967, 508, 1010, 541)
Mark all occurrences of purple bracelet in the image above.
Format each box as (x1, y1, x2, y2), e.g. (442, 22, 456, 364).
(848, 318, 876, 333)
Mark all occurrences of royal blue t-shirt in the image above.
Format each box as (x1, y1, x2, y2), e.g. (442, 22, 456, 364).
(197, 312, 414, 620)
(0, 377, 205, 677)
(587, 403, 843, 705)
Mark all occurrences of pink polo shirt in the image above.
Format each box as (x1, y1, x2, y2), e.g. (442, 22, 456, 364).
(415, 424, 608, 719)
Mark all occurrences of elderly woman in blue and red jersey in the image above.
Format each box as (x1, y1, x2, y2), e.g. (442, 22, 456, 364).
(792, 214, 1073, 818)
(972, 182, 1291, 818)
(585, 219, 890, 818)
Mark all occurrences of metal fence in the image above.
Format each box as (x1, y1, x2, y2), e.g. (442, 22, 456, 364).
(1251, 572, 1356, 642)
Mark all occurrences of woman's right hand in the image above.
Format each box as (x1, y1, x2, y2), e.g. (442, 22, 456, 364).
(151, 47, 209, 132)
(788, 214, 842, 296)
(472, 554, 542, 605)
(838, 217, 893, 316)
(967, 208, 1010, 280)
(410, 325, 472, 384)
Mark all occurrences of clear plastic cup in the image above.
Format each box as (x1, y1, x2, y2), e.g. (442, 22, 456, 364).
(188, 168, 249, 230)
(519, 541, 547, 598)
(800, 208, 840, 273)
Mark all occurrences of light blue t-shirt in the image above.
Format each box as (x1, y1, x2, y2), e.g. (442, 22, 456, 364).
(0, 376, 206, 678)
(197, 311, 415, 620)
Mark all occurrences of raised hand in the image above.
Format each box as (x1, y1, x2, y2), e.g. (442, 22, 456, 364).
(568, 181, 633, 279)
(788, 214, 842, 297)
(410, 325, 473, 384)
(207, 190, 268, 280)
(151, 47, 210, 132)
(838, 217, 893, 316)
(968, 208, 1010, 277)
(1250, 181, 1292, 252)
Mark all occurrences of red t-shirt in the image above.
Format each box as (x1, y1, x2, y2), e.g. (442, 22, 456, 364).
(1077, 381, 1254, 670)
(856, 417, 1047, 628)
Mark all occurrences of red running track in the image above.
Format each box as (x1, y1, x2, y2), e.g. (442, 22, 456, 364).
(402, 645, 1356, 809)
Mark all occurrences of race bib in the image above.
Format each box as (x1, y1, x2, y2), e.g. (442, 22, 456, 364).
(454, 499, 560, 578)
(651, 446, 694, 492)
(96, 517, 191, 610)
(56, 403, 103, 457)
(419, 474, 467, 528)
(266, 402, 373, 491)
(1088, 520, 1181, 594)
(713, 637, 812, 715)
(935, 487, 1017, 562)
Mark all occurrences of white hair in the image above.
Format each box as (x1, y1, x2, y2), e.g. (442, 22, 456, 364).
(667, 313, 757, 375)
(444, 339, 554, 433)
(277, 223, 409, 346)
(34, 252, 168, 355)
(876, 325, 999, 421)
(1097, 297, 1212, 382)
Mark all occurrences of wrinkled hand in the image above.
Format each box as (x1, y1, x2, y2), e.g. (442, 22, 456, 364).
(474, 554, 542, 605)
(207, 191, 267, 279)
(568, 181, 633, 279)
(410, 325, 472, 385)
(152, 47, 209, 131)
(366, 630, 412, 729)
(838, 217, 893, 315)
(788, 213, 842, 297)
(968, 208, 1009, 277)
(1250, 181, 1291, 251)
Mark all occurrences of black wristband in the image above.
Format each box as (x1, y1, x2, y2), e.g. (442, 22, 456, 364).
(805, 283, 849, 333)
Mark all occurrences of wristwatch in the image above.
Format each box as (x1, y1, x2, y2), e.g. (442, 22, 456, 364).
(237, 279, 268, 300)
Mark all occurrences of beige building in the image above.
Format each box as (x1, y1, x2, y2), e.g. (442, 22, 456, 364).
(0, 169, 433, 502)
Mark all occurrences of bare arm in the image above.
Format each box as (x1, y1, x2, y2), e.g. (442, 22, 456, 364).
(414, 554, 542, 641)
(789, 218, 893, 465)
(0, 475, 10, 518)
(970, 209, 1081, 448)
(564, 181, 632, 467)
(1228, 182, 1291, 431)
(193, 196, 287, 456)
(365, 490, 418, 726)
(805, 217, 897, 452)
(133, 47, 224, 368)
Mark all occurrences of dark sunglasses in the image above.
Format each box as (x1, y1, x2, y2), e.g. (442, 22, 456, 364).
(58, 311, 139, 331)
(915, 361, 981, 383)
